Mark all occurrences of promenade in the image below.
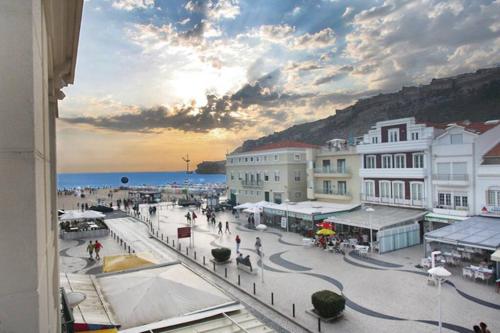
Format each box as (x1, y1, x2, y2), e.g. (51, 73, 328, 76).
(104, 203, 499, 333)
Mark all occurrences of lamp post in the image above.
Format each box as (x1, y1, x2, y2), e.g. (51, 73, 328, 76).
(366, 207, 375, 253)
(427, 266, 451, 333)
(285, 199, 290, 232)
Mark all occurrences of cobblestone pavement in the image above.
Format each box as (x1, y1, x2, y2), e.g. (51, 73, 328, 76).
(104, 203, 499, 333)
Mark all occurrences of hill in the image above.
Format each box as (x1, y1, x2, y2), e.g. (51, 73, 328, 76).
(234, 67, 500, 152)
(195, 160, 225, 174)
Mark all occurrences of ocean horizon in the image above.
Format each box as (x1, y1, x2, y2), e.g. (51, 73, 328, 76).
(57, 171, 226, 189)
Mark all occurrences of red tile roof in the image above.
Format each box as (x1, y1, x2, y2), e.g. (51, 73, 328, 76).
(250, 140, 319, 152)
(484, 143, 500, 158)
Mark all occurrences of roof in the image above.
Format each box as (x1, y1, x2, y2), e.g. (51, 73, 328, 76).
(417, 120, 498, 134)
(424, 216, 500, 250)
(484, 143, 500, 158)
(250, 140, 318, 152)
(326, 206, 426, 231)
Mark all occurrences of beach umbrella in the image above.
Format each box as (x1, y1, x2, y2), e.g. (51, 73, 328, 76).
(316, 228, 335, 236)
(256, 224, 267, 231)
(315, 221, 332, 229)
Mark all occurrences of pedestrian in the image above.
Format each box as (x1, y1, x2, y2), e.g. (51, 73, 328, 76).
(211, 214, 216, 226)
(192, 211, 197, 223)
(473, 326, 482, 333)
(86, 241, 94, 260)
(480, 322, 491, 333)
(255, 237, 262, 257)
(217, 221, 223, 235)
(225, 221, 231, 234)
(235, 235, 241, 253)
(94, 240, 103, 260)
(185, 211, 191, 224)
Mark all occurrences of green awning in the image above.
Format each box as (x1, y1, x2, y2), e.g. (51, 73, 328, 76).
(424, 212, 468, 224)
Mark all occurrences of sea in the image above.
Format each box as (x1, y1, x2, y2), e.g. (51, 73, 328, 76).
(57, 171, 226, 189)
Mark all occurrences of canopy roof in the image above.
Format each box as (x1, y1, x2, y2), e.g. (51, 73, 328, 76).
(425, 216, 500, 250)
(491, 249, 500, 262)
(103, 253, 157, 273)
(326, 206, 426, 231)
(264, 201, 359, 221)
(59, 210, 105, 221)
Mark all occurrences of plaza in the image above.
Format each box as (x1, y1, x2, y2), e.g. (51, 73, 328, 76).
(91, 203, 500, 333)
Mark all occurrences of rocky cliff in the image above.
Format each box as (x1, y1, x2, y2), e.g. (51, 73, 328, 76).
(235, 67, 500, 152)
(195, 160, 226, 174)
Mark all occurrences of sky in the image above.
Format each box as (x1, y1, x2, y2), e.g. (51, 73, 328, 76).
(57, 0, 500, 173)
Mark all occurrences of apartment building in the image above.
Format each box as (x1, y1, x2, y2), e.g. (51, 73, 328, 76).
(356, 117, 438, 209)
(306, 139, 361, 205)
(226, 141, 317, 204)
(428, 121, 500, 229)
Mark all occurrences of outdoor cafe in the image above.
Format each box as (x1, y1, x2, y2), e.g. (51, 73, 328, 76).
(59, 210, 108, 240)
(424, 216, 500, 285)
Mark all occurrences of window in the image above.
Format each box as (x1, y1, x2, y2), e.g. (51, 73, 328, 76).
(388, 128, 399, 142)
(452, 162, 467, 179)
(487, 190, 500, 206)
(382, 155, 392, 168)
(230, 172, 234, 180)
(238, 158, 242, 163)
(274, 154, 279, 161)
(338, 181, 347, 195)
(322, 160, 331, 172)
(274, 171, 280, 182)
(439, 193, 452, 206)
(372, 136, 378, 144)
(250, 190, 254, 195)
(337, 159, 346, 173)
(273, 193, 282, 204)
(364, 181, 375, 197)
(437, 162, 451, 178)
(229, 158, 233, 163)
(294, 170, 301, 182)
(250, 157, 254, 162)
(393, 182, 404, 200)
(294, 154, 301, 160)
(264, 172, 269, 182)
(323, 180, 332, 194)
(411, 132, 419, 140)
(264, 155, 267, 161)
(366, 155, 376, 169)
(238, 172, 242, 180)
(256, 191, 260, 196)
(454, 195, 468, 208)
(295, 192, 302, 199)
(413, 153, 424, 168)
(245, 157, 248, 162)
(411, 182, 424, 201)
(394, 154, 406, 168)
(380, 181, 391, 198)
(450, 134, 463, 144)
(256, 156, 260, 162)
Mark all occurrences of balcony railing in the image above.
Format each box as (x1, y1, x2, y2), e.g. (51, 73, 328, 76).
(314, 167, 350, 174)
(361, 193, 425, 208)
(433, 202, 469, 211)
(241, 180, 264, 188)
(433, 174, 469, 181)
(316, 189, 350, 197)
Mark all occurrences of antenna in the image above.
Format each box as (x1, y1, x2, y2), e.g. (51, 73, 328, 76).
(182, 154, 191, 174)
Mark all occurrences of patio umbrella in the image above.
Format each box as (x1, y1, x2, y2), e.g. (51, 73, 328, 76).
(315, 222, 332, 229)
(316, 228, 335, 236)
(256, 224, 267, 231)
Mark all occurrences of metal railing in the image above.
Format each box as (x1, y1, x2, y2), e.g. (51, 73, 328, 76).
(433, 173, 469, 181)
(316, 189, 350, 196)
(314, 167, 350, 174)
(360, 193, 425, 207)
(433, 202, 469, 211)
(241, 180, 264, 188)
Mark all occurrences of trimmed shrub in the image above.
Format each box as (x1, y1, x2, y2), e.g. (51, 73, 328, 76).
(211, 247, 231, 262)
(311, 290, 345, 318)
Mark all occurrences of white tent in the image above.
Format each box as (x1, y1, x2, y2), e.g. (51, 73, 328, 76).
(59, 210, 105, 221)
(59, 210, 83, 221)
(234, 203, 254, 210)
(491, 249, 500, 262)
(81, 210, 106, 219)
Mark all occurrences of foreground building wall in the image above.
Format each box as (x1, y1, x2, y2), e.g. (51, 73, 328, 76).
(0, 1, 83, 331)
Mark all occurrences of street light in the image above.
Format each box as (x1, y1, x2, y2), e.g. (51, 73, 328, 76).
(284, 199, 290, 232)
(427, 266, 451, 333)
(366, 207, 375, 253)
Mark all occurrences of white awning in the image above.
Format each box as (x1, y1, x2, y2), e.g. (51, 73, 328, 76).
(491, 249, 500, 262)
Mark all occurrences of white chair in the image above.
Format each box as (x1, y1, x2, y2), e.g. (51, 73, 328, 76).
(421, 258, 431, 269)
(474, 271, 486, 281)
(462, 268, 474, 279)
(358, 246, 369, 256)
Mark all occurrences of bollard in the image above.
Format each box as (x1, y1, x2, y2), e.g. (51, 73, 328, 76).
(213, 261, 216, 271)
(186, 247, 188, 256)
(318, 318, 321, 332)
(156, 230, 159, 237)
(292, 304, 295, 317)
(238, 275, 240, 286)
(167, 236, 169, 243)
(271, 292, 274, 305)
(253, 282, 256, 295)
(203, 256, 206, 265)
(161, 234, 163, 240)
(128, 246, 131, 254)
(194, 251, 197, 260)
(225, 267, 227, 278)
(172, 239, 175, 248)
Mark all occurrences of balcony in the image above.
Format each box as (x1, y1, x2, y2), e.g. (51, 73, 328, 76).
(241, 180, 264, 188)
(361, 193, 425, 208)
(315, 189, 352, 201)
(313, 167, 351, 178)
(432, 203, 470, 217)
(360, 167, 426, 179)
(432, 174, 469, 186)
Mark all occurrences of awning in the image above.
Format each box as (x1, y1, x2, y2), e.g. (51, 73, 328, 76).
(103, 253, 158, 273)
(492, 249, 500, 262)
(424, 212, 468, 224)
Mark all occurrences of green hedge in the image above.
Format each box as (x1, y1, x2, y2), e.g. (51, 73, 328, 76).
(211, 247, 231, 262)
(311, 290, 345, 318)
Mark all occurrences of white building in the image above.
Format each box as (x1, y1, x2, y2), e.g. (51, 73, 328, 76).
(0, 1, 83, 332)
(427, 121, 500, 230)
(226, 141, 317, 204)
(356, 117, 439, 210)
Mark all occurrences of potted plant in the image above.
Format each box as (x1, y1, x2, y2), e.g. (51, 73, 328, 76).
(311, 290, 345, 319)
(211, 247, 231, 262)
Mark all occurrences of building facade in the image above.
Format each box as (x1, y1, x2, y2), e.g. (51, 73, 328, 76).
(0, 0, 83, 332)
(226, 141, 317, 204)
(356, 118, 438, 209)
(306, 139, 361, 205)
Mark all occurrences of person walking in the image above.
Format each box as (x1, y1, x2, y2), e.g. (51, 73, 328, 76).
(185, 211, 191, 224)
(225, 221, 231, 234)
(86, 241, 94, 260)
(192, 211, 197, 223)
(480, 322, 491, 333)
(217, 221, 223, 235)
(255, 237, 262, 257)
(94, 240, 103, 260)
(235, 235, 241, 253)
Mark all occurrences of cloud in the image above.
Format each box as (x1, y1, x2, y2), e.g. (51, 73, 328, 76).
(342, 6, 355, 18)
(314, 65, 353, 85)
(112, 0, 154, 11)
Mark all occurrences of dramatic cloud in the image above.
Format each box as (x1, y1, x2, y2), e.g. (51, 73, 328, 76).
(314, 65, 353, 85)
(112, 0, 154, 11)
